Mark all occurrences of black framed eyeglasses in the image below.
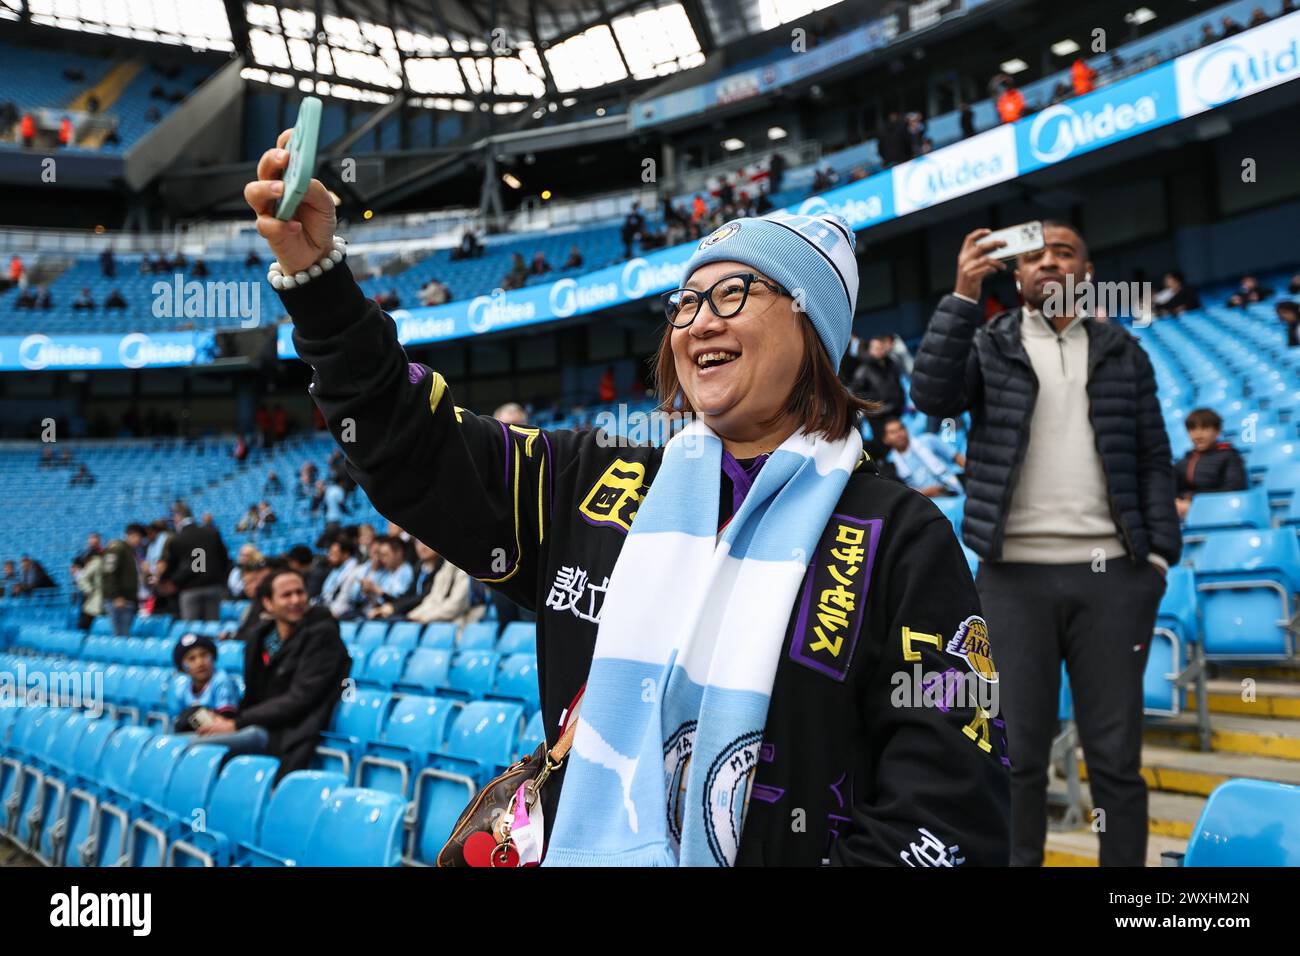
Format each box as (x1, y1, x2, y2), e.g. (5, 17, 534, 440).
(660, 272, 787, 328)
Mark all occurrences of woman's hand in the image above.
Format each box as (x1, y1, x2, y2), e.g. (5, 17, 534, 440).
(243, 127, 337, 276)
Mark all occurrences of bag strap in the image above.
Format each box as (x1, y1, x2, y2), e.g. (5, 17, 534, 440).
(548, 683, 585, 764)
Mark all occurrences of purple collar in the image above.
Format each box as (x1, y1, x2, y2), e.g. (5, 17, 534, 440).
(721, 450, 769, 517)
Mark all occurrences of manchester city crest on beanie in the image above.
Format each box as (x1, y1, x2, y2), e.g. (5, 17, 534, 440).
(682, 211, 859, 368)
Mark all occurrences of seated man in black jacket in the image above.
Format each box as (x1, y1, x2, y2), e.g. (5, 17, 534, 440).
(1173, 407, 1248, 520)
(196, 566, 350, 782)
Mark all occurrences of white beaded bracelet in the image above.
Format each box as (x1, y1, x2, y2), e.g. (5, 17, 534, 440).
(267, 235, 348, 291)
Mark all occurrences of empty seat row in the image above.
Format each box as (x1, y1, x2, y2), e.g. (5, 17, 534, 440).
(346, 647, 539, 711)
(340, 619, 536, 655)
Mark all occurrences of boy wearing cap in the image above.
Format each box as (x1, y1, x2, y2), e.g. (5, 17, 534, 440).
(170, 632, 240, 733)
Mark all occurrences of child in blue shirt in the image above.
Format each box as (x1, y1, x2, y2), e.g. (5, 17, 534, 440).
(170, 633, 241, 732)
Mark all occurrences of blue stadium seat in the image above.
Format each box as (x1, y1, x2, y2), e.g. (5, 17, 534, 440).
(314, 688, 388, 779)
(1193, 529, 1300, 658)
(126, 743, 229, 866)
(356, 694, 459, 797)
(66, 725, 151, 867)
(408, 701, 526, 865)
(396, 647, 451, 695)
(300, 788, 406, 867)
(447, 650, 500, 699)
(39, 715, 116, 865)
(458, 622, 498, 651)
(491, 654, 540, 715)
(420, 622, 456, 649)
(1183, 487, 1271, 535)
(355, 620, 389, 651)
(169, 755, 280, 866)
(1181, 779, 1300, 866)
(385, 621, 422, 649)
(521, 710, 547, 754)
(339, 620, 360, 643)
(218, 641, 244, 673)
(359, 645, 409, 689)
(242, 770, 347, 866)
(6, 709, 78, 848)
(497, 622, 537, 656)
(91, 733, 189, 867)
(24, 711, 92, 860)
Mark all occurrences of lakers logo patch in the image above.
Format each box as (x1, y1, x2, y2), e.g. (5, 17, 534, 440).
(946, 615, 997, 683)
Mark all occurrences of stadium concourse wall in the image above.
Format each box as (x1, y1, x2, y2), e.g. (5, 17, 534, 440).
(2, 9, 1300, 376)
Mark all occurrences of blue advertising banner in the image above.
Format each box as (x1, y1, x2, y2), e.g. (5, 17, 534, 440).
(0, 330, 215, 371)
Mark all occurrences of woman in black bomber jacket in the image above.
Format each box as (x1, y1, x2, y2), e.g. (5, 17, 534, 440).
(242, 129, 1010, 867)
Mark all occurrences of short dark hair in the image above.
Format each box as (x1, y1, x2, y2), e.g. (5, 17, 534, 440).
(256, 564, 301, 605)
(1040, 219, 1088, 257)
(880, 416, 905, 431)
(126, 523, 147, 536)
(287, 544, 314, 566)
(330, 534, 358, 556)
(1185, 407, 1222, 431)
(652, 311, 878, 443)
(1277, 300, 1299, 317)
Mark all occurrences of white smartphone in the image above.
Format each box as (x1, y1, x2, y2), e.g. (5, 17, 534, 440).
(980, 221, 1044, 260)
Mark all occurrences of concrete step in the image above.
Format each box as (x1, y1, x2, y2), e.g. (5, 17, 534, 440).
(1079, 744, 1300, 797)
(1049, 781, 1206, 841)
(1044, 829, 1187, 867)
(1198, 678, 1300, 719)
(1145, 713, 1300, 760)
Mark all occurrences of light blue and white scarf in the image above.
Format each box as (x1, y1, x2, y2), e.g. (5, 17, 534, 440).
(544, 418, 862, 866)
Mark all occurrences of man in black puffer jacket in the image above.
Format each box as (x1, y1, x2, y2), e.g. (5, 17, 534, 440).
(912, 221, 1180, 868)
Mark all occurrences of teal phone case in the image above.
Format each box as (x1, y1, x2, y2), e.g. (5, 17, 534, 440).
(274, 96, 322, 221)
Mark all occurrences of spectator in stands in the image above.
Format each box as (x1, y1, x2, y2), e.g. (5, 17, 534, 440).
(192, 258, 209, 278)
(418, 278, 449, 306)
(560, 245, 583, 270)
(7, 254, 22, 288)
(99, 248, 115, 277)
(598, 366, 617, 403)
(451, 229, 483, 261)
(959, 101, 975, 140)
(228, 543, 263, 598)
(72, 552, 103, 631)
(1049, 80, 1072, 105)
(104, 288, 128, 310)
(356, 536, 414, 611)
(297, 462, 318, 499)
(264, 469, 284, 495)
(39, 447, 55, 468)
(690, 193, 707, 224)
(258, 500, 278, 527)
(244, 250, 263, 269)
(14, 287, 36, 309)
(1199, 23, 1218, 47)
(767, 150, 786, 194)
(19, 113, 35, 148)
(102, 524, 143, 636)
(169, 633, 239, 733)
(11, 555, 55, 596)
(1173, 408, 1247, 519)
(57, 116, 72, 147)
(493, 402, 528, 425)
(886, 331, 914, 376)
(1226, 274, 1273, 307)
(1221, 14, 1244, 37)
(286, 543, 328, 599)
(196, 567, 350, 782)
(906, 112, 927, 156)
(1071, 57, 1096, 97)
(912, 220, 1180, 867)
(385, 541, 471, 624)
(232, 433, 249, 463)
(848, 334, 906, 436)
(319, 534, 366, 619)
(1287, 273, 1300, 295)
(322, 478, 347, 534)
(880, 418, 964, 497)
(1, 559, 17, 596)
(236, 504, 262, 533)
(995, 77, 1025, 123)
(59, 448, 73, 468)
(72, 287, 95, 311)
(530, 251, 552, 276)
(811, 166, 839, 191)
(69, 463, 96, 487)
(877, 111, 910, 167)
(171, 251, 188, 271)
(1154, 270, 1201, 316)
(1278, 301, 1300, 347)
(163, 503, 231, 621)
(502, 253, 528, 291)
(153, 252, 171, 273)
(621, 202, 645, 259)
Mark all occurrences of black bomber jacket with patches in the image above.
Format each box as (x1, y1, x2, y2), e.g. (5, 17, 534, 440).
(278, 263, 1011, 867)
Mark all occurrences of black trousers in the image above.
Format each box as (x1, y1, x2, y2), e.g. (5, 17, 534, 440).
(976, 559, 1165, 866)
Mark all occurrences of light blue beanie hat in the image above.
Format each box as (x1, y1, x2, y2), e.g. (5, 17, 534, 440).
(681, 210, 859, 368)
